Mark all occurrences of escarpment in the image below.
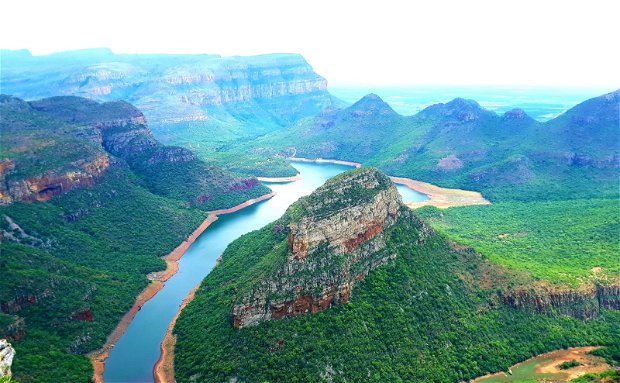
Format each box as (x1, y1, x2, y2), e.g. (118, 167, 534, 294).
(0, 95, 267, 207)
(501, 281, 620, 319)
(232, 168, 406, 329)
(1, 50, 336, 125)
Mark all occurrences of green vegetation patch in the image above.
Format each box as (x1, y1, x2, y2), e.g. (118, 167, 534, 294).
(559, 360, 582, 370)
(417, 199, 620, 285)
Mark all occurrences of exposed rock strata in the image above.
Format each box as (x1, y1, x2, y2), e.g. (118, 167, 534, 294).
(501, 281, 620, 319)
(1, 154, 110, 204)
(232, 168, 405, 328)
(1, 50, 335, 125)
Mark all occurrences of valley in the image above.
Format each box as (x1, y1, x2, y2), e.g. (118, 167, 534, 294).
(0, 48, 618, 383)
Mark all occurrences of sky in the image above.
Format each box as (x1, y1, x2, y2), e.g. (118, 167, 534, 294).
(1, 0, 619, 87)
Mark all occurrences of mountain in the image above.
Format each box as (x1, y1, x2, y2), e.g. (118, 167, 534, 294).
(173, 168, 619, 382)
(0, 96, 270, 382)
(229, 90, 620, 201)
(0, 95, 268, 208)
(0, 49, 343, 162)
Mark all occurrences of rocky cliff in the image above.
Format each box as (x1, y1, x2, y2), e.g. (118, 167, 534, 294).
(501, 281, 620, 319)
(0, 95, 268, 207)
(232, 168, 405, 328)
(0, 49, 337, 127)
(0, 339, 14, 379)
(0, 95, 112, 204)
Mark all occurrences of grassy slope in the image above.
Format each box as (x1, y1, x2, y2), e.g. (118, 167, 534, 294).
(174, 208, 618, 383)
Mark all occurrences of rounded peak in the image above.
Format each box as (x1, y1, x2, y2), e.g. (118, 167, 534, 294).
(346, 93, 399, 117)
(446, 97, 482, 109)
(421, 97, 491, 121)
(361, 93, 382, 100)
(502, 108, 530, 120)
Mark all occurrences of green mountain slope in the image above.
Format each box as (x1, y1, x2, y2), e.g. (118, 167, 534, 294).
(173, 168, 619, 383)
(228, 90, 619, 201)
(0, 96, 270, 382)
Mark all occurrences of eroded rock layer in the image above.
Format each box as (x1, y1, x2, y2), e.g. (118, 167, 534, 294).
(232, 168, 404, 328)
(501, 281, 620, 319)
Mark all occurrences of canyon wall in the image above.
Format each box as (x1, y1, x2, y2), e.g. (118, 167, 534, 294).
(1, 50, 336, 126)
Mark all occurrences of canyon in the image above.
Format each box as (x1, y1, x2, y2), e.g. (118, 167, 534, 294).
(0, 95, 268, 207)
(0, 49, 340, 145)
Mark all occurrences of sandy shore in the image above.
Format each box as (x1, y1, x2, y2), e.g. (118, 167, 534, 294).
(153, 284, 200, 383)
(257, 173, 302, 183)
(470, 346, 608, 382)
(287, 156, 488, 209)
(390, 176, 490, 209)
(90, 192, 276, 383)
(288, 156, 362, 168)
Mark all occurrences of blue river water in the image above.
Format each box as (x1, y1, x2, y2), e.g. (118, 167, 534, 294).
(104, 162, 427, 382)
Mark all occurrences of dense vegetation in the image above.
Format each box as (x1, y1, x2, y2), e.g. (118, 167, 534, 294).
(174, 205, 619, 382)
(0, 166, 207, 382)
(416, 200, 620, 285)
(221, 90, 619, 201)
(0, 96, 272, 382)
(171, 91, 619, 382)
(571, 371, 620, 383)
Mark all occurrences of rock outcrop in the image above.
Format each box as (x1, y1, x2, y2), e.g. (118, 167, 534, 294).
(1, 154, 110, 204)
(232, 168, 404, 328)
(501, 281, 620, 319)
(0, 95, 266, 206)
(0, 339, 15, 379)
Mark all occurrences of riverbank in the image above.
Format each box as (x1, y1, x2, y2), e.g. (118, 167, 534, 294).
(288, 157, 489, 209)
(390, 177, 490, 209)
(287, 157, 362, 168)
(153, 284, 199, 383)
(470, 346, 609, 383)
(257, 173, 302, 183)
(90, 191, 276, 383)
(88, 282, 164, 383)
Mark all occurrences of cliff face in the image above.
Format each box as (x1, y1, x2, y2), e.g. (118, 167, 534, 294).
(501, 281, 620, 319)
(1, 154, 109, 204)
(232, 168, 404, 328)
(0, 339, 15, 379)
(0, 95, 267, 207)
(0, 50, 336, 126)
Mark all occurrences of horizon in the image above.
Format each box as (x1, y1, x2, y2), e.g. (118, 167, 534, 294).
(2, 0, 619, 88)
(3, 46, 618, 93)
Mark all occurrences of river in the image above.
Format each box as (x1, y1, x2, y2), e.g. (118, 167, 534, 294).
(103, 161, 427, 382)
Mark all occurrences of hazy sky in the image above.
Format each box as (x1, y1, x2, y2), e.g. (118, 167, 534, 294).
(2, 0, 619, 87)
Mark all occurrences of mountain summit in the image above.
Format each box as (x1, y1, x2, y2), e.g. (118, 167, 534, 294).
(232, 168, 403, 328)
(345, 93, 399, 117)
